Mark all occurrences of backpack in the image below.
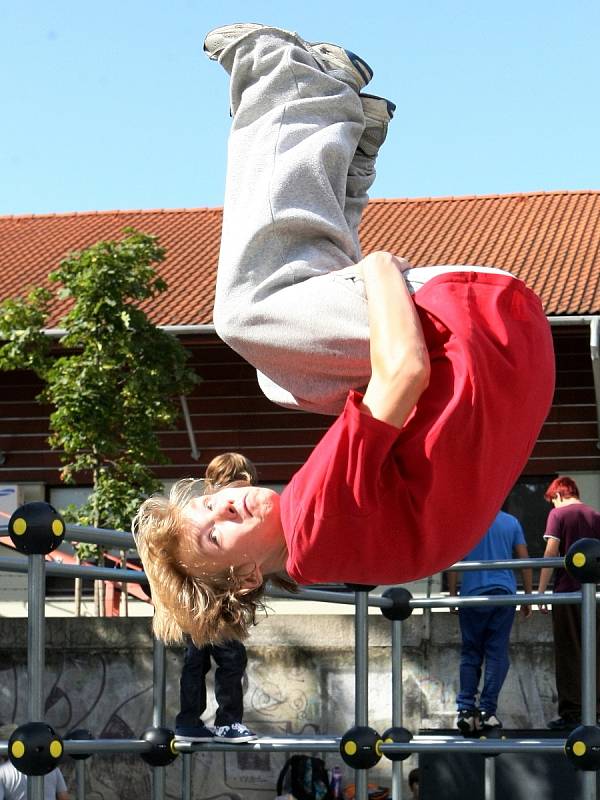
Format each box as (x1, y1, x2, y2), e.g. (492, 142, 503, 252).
(276, 755, 334, 800)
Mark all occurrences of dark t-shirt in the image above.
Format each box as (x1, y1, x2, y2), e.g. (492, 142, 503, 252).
(544, 502, 600, 592)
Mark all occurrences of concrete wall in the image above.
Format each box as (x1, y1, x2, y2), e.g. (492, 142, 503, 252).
(0, 611, 557, 800)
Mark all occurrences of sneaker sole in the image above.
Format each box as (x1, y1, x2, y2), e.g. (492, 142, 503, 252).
(203, 23, 268, 60)
(360, 94, 396, 122)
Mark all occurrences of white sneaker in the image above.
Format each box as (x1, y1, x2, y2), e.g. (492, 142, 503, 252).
(211, 722, 257, 743)
(203, 23, 267, 60)
(358, 94, 396, 156)
(479, 712, 503, 730)
(309, 43, 373, 93)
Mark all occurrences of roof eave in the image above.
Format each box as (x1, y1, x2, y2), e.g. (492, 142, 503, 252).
(42, 324, 216, 338)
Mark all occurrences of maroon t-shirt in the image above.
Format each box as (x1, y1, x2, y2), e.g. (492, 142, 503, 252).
(281, 272, 555, 586)
(544, 503, 600, 592)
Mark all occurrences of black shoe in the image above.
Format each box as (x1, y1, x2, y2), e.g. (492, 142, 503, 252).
(547, 716, 579, 731)
(456, 709, 480, 734)
(479, 711, 503, 730)
(174, 722, 215, 742)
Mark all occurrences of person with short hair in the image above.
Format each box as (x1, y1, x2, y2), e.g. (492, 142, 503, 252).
(174, 454, 258, 743)
(134, 23, 555, 647)
(538, 476, 600, 730)
(0, 724, 69, 800)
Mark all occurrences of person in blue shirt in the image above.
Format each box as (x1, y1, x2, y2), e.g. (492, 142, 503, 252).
(447, 510, 533, 733)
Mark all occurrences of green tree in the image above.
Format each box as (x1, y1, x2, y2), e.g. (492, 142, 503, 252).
(0, 228, 197, 541)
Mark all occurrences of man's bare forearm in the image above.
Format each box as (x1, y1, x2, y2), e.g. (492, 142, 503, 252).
(359, 251, 430, 428)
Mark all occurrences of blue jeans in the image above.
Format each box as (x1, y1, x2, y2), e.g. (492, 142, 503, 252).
(175, 640, 247, 728)
(456, 590, 515, 715)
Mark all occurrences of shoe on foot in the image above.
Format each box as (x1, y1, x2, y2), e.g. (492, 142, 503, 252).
(212, 722, 256, 743)
(547, 716, 579, 731)
(204, 23, 268, 60)
(174, 722, 215, 742)
(357, 94, 396, 157)
(309, 43, 373, 93)
(204, 24, 372, 94)
(479, 711, 503, 730)
(456, 709, 480, 734)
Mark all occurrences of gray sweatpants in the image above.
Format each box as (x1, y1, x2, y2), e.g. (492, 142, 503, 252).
(213, 27, 503, 415)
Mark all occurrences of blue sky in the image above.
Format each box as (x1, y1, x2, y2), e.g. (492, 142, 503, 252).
(2, 0, 599, 216)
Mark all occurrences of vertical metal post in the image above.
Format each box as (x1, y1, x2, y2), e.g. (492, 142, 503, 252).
(580, 584, 597, 800)
(151, 637, 167, 800)
(27, 554, 45, 800)
(181, 753, 193, 800)
(152, 637, 167, 728)
(484, 758, 496, 800)
(581, 584, 597, 726)
(391, 620, 403, 800)
(75, 760, 86, 799)
(355, 591, 369, 800)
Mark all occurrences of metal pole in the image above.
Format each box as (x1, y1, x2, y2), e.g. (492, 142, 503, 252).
(355, 591, 369, 800)
(580, 582, 597, 800)
(75, 760, 86, 799)
(181, 753, 193, 800)
(484, 758, 496, 800)
(391, 620, 403, 800)
(581, 583, 596, 726)
(27, 554, 45, 800)
(153, 637, 167, 728)
(151, 638, 167, 800)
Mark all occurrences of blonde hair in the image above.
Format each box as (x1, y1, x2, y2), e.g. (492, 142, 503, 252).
(133, 470, 295, 645)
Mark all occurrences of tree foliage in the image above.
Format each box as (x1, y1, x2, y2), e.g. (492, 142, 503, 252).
(0, 228, 197, 541)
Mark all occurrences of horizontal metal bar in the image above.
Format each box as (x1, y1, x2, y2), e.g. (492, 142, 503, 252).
(63, 525, 135, 549)
(174, 736, 339, 753)
(267, 585, 392, 608)
(62, 735, 570, 757)
(0, 557, 148, 585)
(416, 591, 593, 609)
(449, 557, 564, 571)
(380, 738, 567, 754)
(64, 739, 153, 755)
(0, 736, 339, 756)
(0, 734, 573, 758)
(0, 523, 134, 550)
(0, 558, 593, 608)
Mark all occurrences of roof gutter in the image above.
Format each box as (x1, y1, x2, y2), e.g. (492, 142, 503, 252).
(548, 316, 600, 450)
(42, 323, 217, 338)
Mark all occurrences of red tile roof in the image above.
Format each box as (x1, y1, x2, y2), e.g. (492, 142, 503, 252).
(1, 190, 599, 325)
